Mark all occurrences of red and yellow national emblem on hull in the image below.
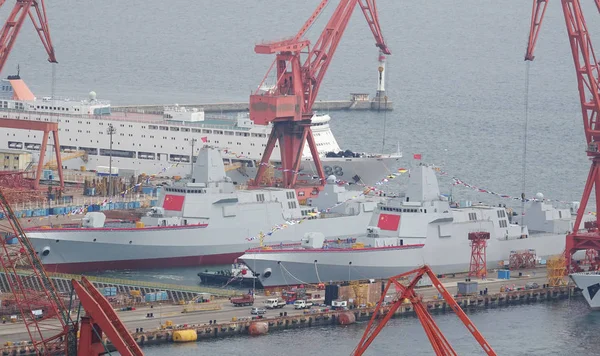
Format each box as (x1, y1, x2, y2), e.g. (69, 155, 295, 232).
(377, 213, 400, 231)
(163, 194, 185, 211)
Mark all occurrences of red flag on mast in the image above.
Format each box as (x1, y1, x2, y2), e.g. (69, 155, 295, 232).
(413, 153, 422, 160)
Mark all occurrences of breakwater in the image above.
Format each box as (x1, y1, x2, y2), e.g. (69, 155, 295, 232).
(112, 98, 394, 114)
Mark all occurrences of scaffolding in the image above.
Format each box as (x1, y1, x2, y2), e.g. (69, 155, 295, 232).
(509, 249, 537, 270)
(468, 231, 490, 277)
(0, 171, 45, 205)
(582, 249, 599, 270)
(547, 255, 567, 287)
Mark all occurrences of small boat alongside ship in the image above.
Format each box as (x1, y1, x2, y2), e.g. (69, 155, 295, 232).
(197, 263, 262, 289)
(241, 164, 593, 289)
(27, 146, 383, 273)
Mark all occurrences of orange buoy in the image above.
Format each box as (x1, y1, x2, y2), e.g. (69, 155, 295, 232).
(248, 321, 268, 336)
(338, 312, 356, 325)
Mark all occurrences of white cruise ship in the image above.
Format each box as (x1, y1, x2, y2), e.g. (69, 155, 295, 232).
(0, 76, 401, 187)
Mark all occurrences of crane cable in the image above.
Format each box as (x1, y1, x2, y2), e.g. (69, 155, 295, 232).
(521, 61, 531, 227)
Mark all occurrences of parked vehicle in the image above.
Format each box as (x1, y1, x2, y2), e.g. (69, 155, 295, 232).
(251, 307, 266, 315)
(525, 282, 540, 290)
(264, 298, 286, 309)
(331, 300, 348, 310)
(231, 294, 254, 307)
(293, 300, 313, 310)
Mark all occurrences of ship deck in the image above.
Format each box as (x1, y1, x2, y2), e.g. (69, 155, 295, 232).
(249, 238, 425, 254)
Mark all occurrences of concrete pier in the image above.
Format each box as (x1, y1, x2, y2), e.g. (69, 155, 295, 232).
(0, 269, 579, 355)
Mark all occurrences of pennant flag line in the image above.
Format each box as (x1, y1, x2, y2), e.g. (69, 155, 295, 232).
(244, 169, 410, 242)
(434, 168, 572, 205)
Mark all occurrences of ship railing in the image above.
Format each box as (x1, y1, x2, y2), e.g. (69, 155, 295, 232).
(0, 108, 239, 130)
(45, 271, 241, 297)
(39, 95, 111, 105)
(10, 193, 155, 212)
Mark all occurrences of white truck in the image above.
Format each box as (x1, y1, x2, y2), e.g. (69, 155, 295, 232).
(293, 300, 313, 310)
(264, 298, 286, 309)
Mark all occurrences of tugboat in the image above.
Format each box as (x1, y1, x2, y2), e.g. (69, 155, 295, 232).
(198, 262, 262, 289)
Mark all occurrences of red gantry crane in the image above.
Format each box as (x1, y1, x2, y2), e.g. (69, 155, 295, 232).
(0, 0, 57, 73)
(352, 265, 496, 356)
(525, 0, 600, 271)
(0, 186, 143, 355)
(249, 0, 390, 193)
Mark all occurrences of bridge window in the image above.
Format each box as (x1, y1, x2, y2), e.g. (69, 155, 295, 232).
(169, 154, 190, 163)
(60, 145, 77, 152)
(138, 152, 155, 160)
(8, 141, 23, 149)
(24, 142, 41, 150)
(79, 147, 98, 155)
(99, 149, 135, 158)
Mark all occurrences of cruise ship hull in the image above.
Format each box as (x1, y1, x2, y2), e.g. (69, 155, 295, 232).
(241, 232, 567, 288)
(27, 214, 373, 274)
(569, 273, 600, 310)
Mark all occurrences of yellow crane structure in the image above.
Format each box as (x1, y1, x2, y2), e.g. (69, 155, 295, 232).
(224, 162, 243, 172)
(43, 150, 88, 170)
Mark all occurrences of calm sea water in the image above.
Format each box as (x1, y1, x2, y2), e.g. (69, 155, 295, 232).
(4, 1, 600, 353)
(138, 298, 600, 356)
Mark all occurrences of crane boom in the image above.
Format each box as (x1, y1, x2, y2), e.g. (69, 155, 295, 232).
(0, 0, 57, 74)
(525, 0, 600, 270)
(249, 0, 390, 190)
(525, 0, 600, 61)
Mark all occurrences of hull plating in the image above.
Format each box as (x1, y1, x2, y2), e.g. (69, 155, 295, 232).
(242, 232, 568, 288)
(28, 214, 373, 273)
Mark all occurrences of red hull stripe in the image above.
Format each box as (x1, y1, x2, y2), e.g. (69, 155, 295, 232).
(25, 223, 208, 232)
(247, 243, 424, 253)
(42, 252, 243, 274)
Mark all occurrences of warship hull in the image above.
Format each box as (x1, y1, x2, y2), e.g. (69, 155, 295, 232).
(241, 232, 567, 288)
(28, 214, 373, 274)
